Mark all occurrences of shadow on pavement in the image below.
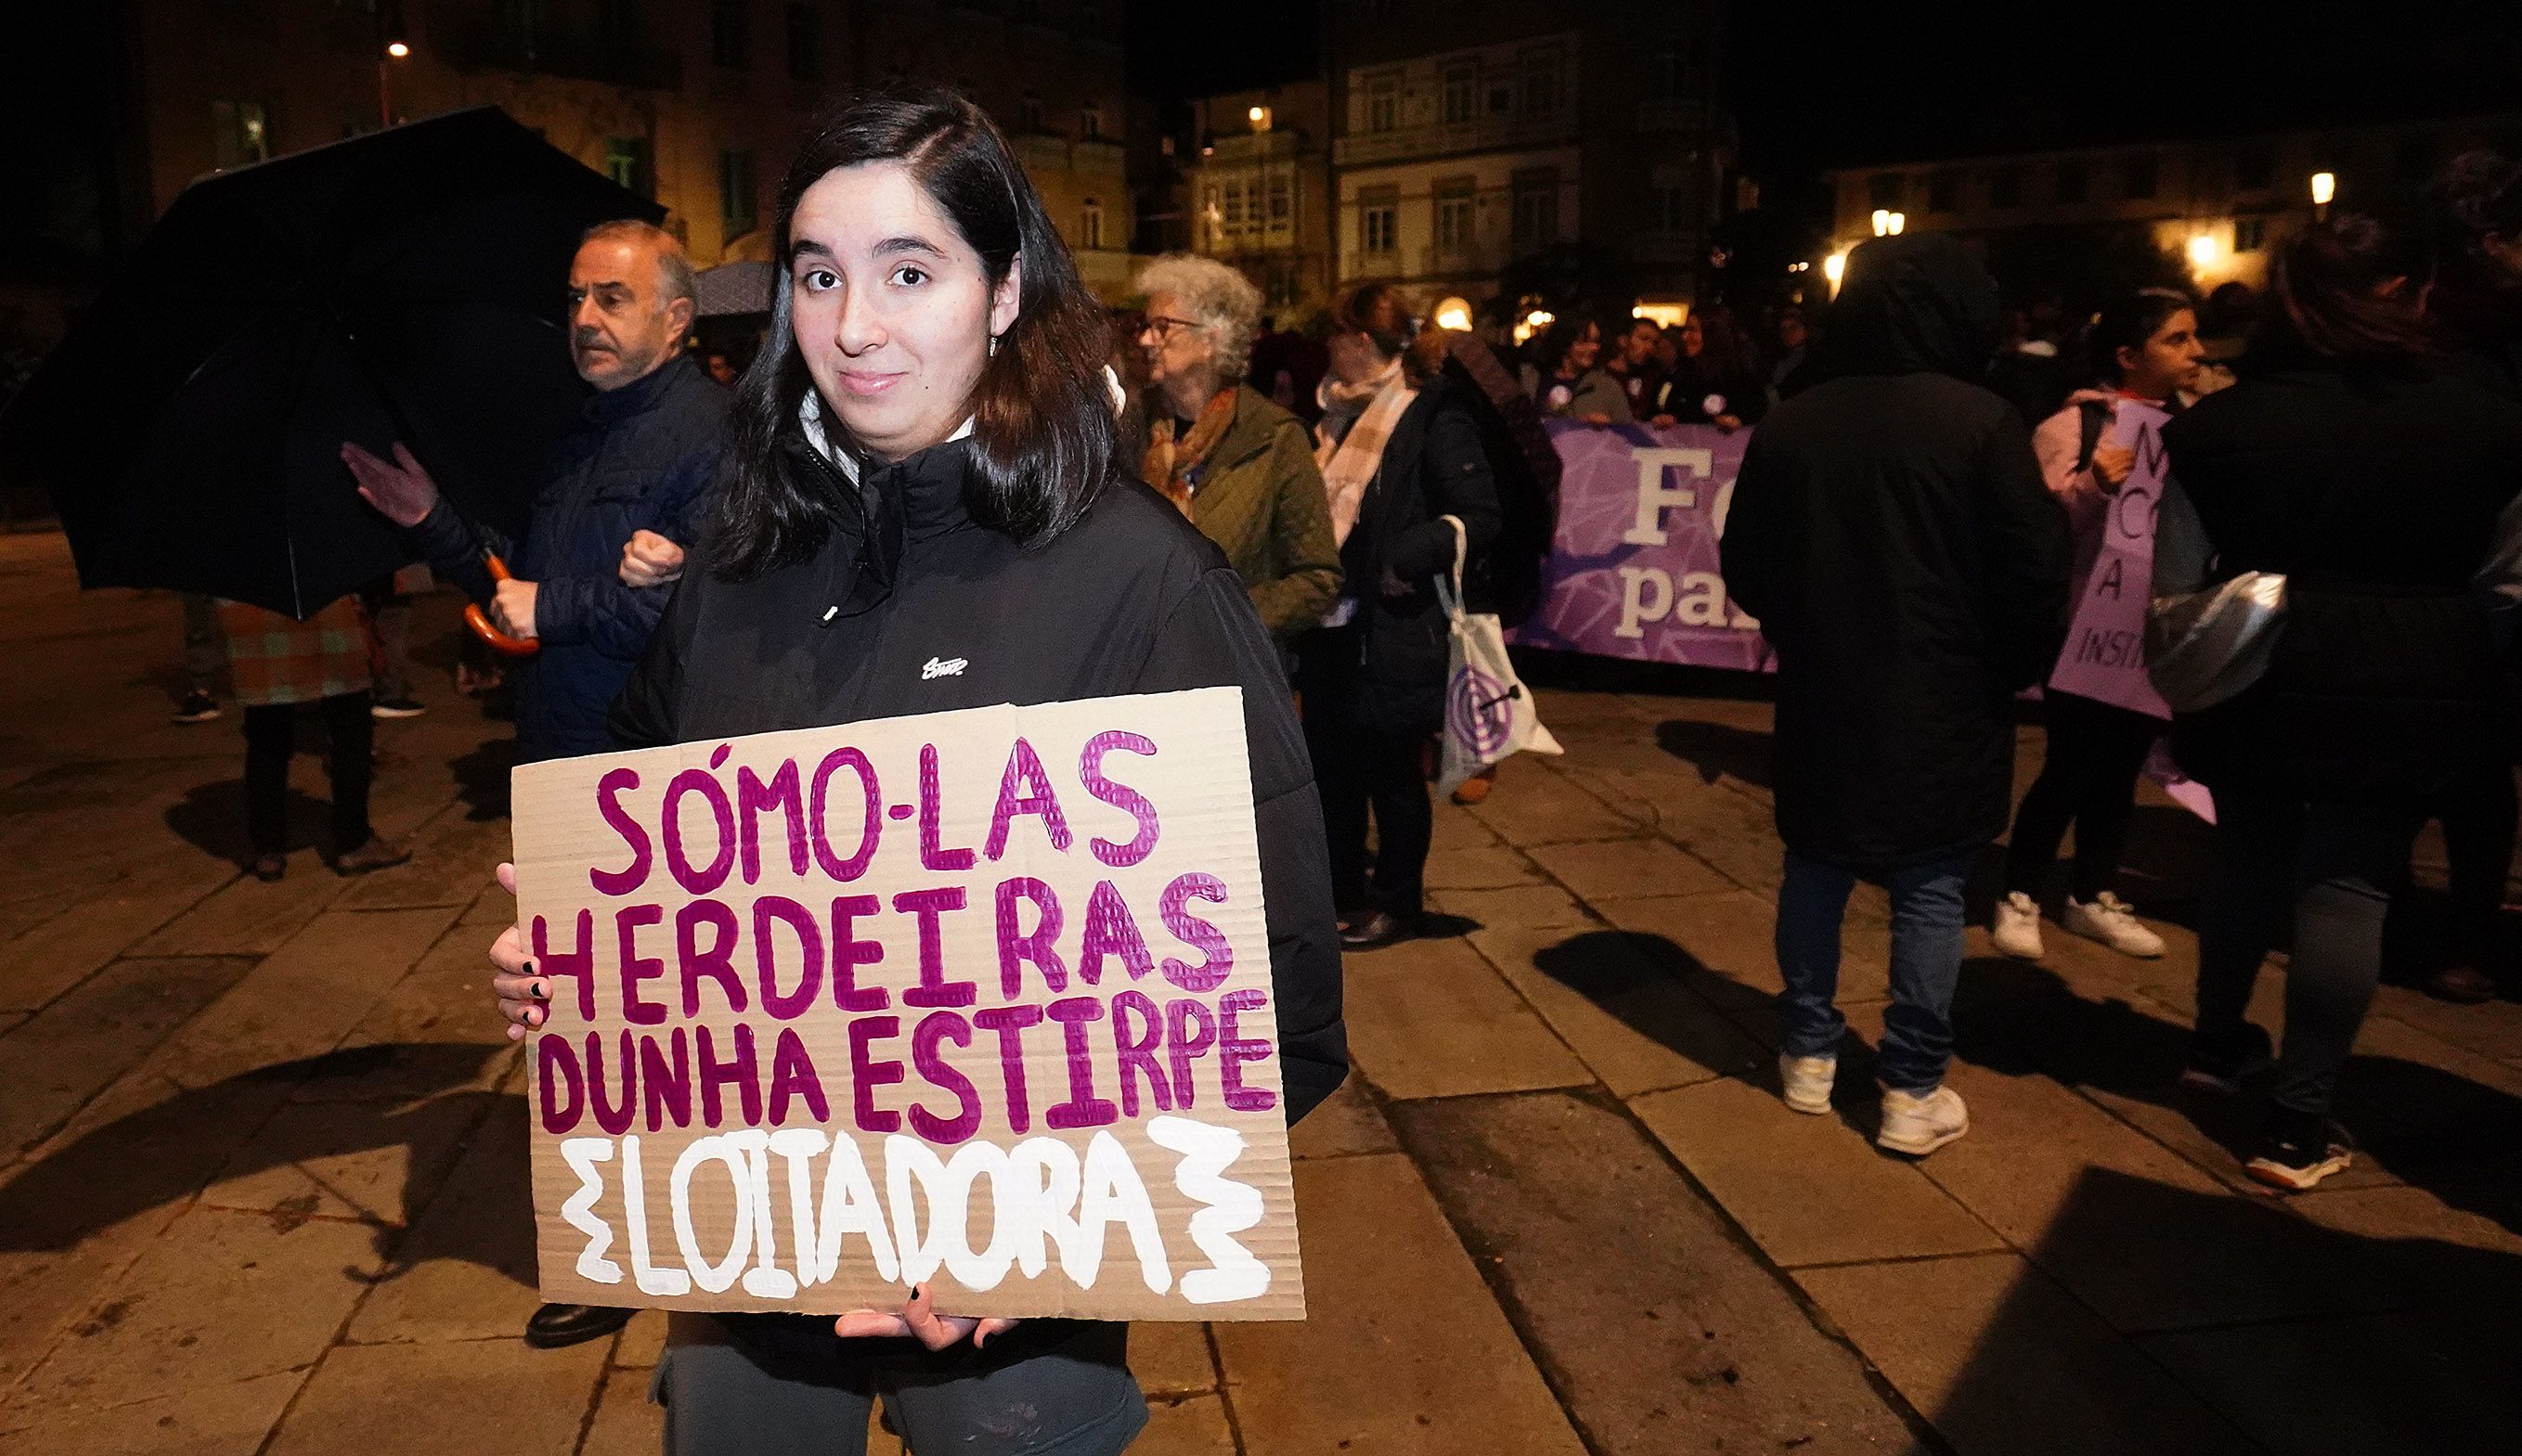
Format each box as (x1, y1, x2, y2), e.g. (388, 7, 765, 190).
(162, 775, 349, 870)
(0, 1042, 523, 1280)
(1653, 717, 1774, 790)
(448, 737, 514, 821)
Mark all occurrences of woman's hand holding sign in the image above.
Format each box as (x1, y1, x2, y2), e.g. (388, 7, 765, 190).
(489, 861, 1022, 1349)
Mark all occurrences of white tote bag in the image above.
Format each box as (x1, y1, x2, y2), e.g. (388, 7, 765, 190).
(1432, 516, 1561, 795)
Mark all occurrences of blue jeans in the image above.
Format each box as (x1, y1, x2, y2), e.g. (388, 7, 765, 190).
(1776, 845, 1976, 1093)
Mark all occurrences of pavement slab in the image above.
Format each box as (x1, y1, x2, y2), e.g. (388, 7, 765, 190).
(1211, 1153, 1586, 1456)
(262, 1336, 606, 1456)
(1471, 924, 1769, 1097)
(341, 1101, 538, 1346)
(0, 955, 253, 1159)
(1429, 880, 1594, 930)
(195, 1089, 492, 1230)
(138, 906, 460, 1091)
(0, 850, 232, 1012)
(1132, 1321, 1218, 1396)
(1420, 844, 1542, 891)
(576, 1367, 660, 1456)
(0, 1369, 302, 1456)
(1460, 762, 1645, 845)
(1630, 1079, 2006, 1269)
(1339, 935, 1592, 1101)
(1139, 1392, 1237, 1453)
(125, 863, 356, 960)
(2140, 1309, 2522, 1456)
(1394, 1091, 1924, 1455)
(1793, 1253, 2251, 1456)
(330, 804, 518, 913)
(1285, 1075, 1400, 1160)
(1920, 1067, 2411, 1334)
(1523, 836, 1735, 902)
(11, 1205, 386, 1415)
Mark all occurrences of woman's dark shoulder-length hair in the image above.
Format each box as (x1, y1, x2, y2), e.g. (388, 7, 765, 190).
(2263, 211, 2438, 360)
(715, 82, 1117, 580)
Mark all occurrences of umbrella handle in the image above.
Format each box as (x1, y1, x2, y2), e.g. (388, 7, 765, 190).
(464, 553, 541, 658)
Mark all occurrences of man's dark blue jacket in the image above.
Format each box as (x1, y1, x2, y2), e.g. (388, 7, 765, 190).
(411, 353, 726, 761)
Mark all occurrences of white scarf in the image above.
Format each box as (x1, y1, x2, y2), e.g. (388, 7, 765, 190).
(1312, 358, 1415, 547)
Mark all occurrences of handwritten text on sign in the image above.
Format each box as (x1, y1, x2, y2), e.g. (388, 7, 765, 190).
(511, 689, 1302, 1321)
(2049, 401, 2172, 719)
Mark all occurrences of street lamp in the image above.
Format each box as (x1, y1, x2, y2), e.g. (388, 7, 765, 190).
(1823, 251, 1847, 294)
(2309, 171, 2335, 208)
(2187, 231, 2224, 272)
(1432, 296, 1472, 332)
(1870, 209, 1905, 238)
(387, 40, 409, 58)
(1248, 105, 1271, 132)
(378, 26, 411, 129)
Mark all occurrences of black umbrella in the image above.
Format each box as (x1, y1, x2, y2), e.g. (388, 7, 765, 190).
(0, 106, 661, 617)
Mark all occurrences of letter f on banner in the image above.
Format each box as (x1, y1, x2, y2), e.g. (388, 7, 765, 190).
(1623, 447, 1714, 547)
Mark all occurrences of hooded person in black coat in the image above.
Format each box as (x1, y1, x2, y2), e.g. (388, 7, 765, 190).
(1718, 233, 2069, 1154)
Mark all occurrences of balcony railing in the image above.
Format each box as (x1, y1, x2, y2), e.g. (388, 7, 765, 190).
(1416, 240, 1508, 276)
(1208, 131, 1302, 162)
(1333, 111, 1577, 167)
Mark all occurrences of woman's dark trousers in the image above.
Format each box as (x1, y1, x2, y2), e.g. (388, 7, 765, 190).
(2194, 788, 2423, 1117)
(242, 691, 375, 856)
(2005, 690, 2160, 901)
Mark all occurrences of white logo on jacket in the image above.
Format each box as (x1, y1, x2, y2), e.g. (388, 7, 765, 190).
(921, 656, 967, 680)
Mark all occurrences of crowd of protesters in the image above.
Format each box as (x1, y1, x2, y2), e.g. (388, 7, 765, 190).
(135, 72, 2522, 1448)
(1728, 148, 2522, 1190)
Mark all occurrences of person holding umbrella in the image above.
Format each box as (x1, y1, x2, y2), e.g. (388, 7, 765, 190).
(340, 219, 728, 765)
(341, 218, 728, 1355)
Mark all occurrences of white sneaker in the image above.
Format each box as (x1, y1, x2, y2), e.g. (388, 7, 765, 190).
(2063, 893, 2166, 959)
(1878, 1084, 1970, 1155)
(1778, 1053, 1837, 1115)
(1991, 891, 2045, 960)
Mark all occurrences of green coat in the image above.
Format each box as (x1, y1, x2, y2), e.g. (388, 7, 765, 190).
(1186, 386, 1344, 640)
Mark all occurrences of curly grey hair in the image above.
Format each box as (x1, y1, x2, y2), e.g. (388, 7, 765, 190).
(1134, 252, 1262, 383)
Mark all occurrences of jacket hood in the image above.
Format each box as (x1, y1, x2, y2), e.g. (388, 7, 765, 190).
(1823, 233, 2003, 380)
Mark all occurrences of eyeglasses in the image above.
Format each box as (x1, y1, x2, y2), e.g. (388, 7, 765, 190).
(1139, 316, 1206, 342)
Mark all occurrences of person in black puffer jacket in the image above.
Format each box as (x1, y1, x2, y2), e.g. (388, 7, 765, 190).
(1298, 282, 1502, 949)
(2159, 212, 2522, 1191)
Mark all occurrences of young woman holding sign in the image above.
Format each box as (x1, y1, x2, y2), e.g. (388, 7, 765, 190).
(1992, 289, 2203, 962)
(487, 84, 1346, 1454)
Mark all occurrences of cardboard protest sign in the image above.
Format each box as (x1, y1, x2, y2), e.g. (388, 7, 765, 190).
(2049, 401, 2173, 719)
(511, 688, 1303, 1322)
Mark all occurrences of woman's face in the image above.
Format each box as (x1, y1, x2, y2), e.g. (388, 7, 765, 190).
(1138, 292, 1219, 394)
(1681, 318, 1705, 357)
(2119, 308, 2204, 398)
(1326, 329, 1386, 385)
(787, 161, 1020, 462)
(1565, 323, 1600, 373)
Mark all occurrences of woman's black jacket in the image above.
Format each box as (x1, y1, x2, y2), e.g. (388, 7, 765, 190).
(1298, 376, 1504, 737)
(2160, 349, 2522, 801)
(614, 435, 1346, 1120)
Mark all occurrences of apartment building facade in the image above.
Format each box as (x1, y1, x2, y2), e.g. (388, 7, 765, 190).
(1323, 0, 1726, 313)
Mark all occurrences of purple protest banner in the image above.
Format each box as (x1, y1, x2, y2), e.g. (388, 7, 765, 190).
(2047, 401, 2172, 718)
(1507, 422, 1767, 668)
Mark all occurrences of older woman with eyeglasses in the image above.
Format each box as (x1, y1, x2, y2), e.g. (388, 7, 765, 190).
(1134, 254, 1342, 641)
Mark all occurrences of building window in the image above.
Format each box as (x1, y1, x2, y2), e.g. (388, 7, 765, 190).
(1512, 168, 1558, 250)
(604, 135, 652, 198)
(1867, 172, 1905, 210)
(1080, 106, 1104, 140)
(2234, 148, 2274, 191)
(1654, 43, 1686, 98)
(1021, 94, 1045, 132)
(1442, 62, 1477, 124)
(2234, 215, 2267, 252)
(1434, 177, 1474, 251)
(1652, 177, 1688, 233)
(1202, 185, 1222, 245)
(1988, 165, 2022, 209)
(2122, 153, 2159, 200)
(1267, 170, 1292, 226)
(1927, 170, 1960, 213)
(211, 99, 270, 169)
(786, 5, 818, 82)
(2054, 159, 2088, 203)
(1080, 198, 1104, 251)
(1365, 74, 1400, 134)
(1360, 187, 1399, 257)
(711, 0, 751, 68)
(1520, 46, 1562, 117)
(719, 148, 757, 238)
